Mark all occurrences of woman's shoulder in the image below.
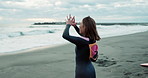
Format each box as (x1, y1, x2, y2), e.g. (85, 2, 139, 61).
(79, 36, 89, 41)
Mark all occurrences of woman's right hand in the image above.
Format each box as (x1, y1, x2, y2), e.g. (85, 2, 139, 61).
(66, 14, 77, 26)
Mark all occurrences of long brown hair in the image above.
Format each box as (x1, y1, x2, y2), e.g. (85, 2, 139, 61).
(82, 16, 101, 41)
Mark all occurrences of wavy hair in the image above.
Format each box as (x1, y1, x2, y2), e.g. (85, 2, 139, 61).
(82, 16, 101, 41)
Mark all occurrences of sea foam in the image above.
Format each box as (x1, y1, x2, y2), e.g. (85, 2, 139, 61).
(0, 25, 148, 53)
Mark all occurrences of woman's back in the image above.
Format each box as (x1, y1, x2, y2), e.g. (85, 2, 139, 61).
(75, 39, 96, 78)
(62, 15, 99, 78)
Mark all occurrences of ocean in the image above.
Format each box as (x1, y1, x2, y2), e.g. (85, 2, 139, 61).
(0, 24, 148, 53)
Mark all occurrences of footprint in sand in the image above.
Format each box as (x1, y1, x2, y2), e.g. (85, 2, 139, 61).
(95, 56, 117, 67)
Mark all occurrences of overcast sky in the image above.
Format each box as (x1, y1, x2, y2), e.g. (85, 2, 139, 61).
(0, 0, 148, 26)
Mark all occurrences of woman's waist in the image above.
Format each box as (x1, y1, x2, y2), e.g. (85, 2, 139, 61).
(76, 59, 91, 64)
(76, 61, 93, 68)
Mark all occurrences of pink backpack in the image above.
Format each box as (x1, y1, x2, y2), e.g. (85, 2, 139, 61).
(80, 36, 99, 62)
(89, 43, 99, 62)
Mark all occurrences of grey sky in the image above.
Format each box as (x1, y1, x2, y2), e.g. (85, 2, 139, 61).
(0, 0, 148, 26)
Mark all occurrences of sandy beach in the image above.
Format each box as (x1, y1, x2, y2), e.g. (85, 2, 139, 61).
(0, 31, 148, 78)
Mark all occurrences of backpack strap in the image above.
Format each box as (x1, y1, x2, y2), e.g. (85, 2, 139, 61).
(80, 36, 89, 41)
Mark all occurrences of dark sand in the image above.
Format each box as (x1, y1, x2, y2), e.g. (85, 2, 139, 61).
(0, 31, 148, 78)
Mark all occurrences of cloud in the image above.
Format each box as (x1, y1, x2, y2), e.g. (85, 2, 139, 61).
(0, 0, 24, 2)
(0, 0, 148, 26)
(96, 4, 108, 9)
(132, 0, 146, 2)
(24, 18, 60, 22)
(0, 0, 53, 9)
(55, 1, 62, 6)
(97, 15, 138, 20)
(113, 1, 148, 8)
(0, 8, 20, 12)
(0, 16, 3, 20)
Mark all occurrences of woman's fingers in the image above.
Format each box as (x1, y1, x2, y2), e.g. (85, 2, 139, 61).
(71, 16, 76, 23)
(67, 14, 72, 20)
(66, 14, 76, 25)
(71, 16, 74, 22)
(69, 14, 71, 19)
(67, 16, 68, 20)
(73, 16, 75, 23)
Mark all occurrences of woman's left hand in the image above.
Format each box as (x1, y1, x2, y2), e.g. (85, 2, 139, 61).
(66, 14, 77, 26)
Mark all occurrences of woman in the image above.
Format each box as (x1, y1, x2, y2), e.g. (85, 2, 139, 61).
(62, 15, 101, 78)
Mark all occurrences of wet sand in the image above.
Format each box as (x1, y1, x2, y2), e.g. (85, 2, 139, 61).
(0, 31, 148, 78)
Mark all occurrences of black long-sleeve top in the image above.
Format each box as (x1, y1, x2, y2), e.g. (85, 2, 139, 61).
(62, 24, 95, 63)
(62, 24, 96, 78)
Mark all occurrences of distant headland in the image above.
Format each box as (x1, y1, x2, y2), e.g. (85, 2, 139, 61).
(33, 22, 148, 26)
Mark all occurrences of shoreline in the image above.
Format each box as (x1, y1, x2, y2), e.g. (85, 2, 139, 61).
(0, 43, 68, 56)
(0, 30, 148, 56)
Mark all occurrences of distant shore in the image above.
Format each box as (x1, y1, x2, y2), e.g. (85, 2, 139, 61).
(0, 31, 148, 78)
(33, 22, 148, 26)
